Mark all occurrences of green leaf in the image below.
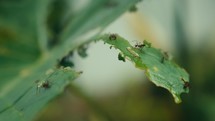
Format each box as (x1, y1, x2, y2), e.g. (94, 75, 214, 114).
(0, 67, 80, 121)
(0, 0, 47, 82)
(98, 34, 190, 103)
(60, 0, 141, 43)
(0, 0, 140, 120)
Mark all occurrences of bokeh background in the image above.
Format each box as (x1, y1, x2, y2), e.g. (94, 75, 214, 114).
(36, 0, 215, 121)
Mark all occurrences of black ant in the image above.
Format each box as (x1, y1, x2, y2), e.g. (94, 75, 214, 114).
(35, 80, 51, 94)
(134, 43, 145, 48)
(181, 78, 190, 89)
(118, 53, 126, 62)
(41, 81, 51, 89)
(133, 40, 149, 48)
(109, 34, 117, 40)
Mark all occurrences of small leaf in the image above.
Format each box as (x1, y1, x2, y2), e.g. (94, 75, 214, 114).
(98, 34, 190, 103)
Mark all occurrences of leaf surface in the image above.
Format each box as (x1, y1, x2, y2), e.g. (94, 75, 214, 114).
(98, 34, 190, 103)
(0, 67, 79, 121)
(0, 0, 140, 120)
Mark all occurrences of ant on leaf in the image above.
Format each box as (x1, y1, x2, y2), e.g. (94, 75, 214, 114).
(181, 78, 190, 89)
(35, 80, 51, 94)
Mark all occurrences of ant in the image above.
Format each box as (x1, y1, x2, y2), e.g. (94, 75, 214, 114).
(134, 43, 145, 48)
(181, 78, 190, 89)
(35, 80, 51, 94)
(109, 34, 117, 40)
(161, 52, 169, 63)
(133, 40, 150, 48)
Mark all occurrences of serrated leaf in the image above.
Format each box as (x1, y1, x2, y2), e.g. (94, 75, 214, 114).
(98, 34, 190, 103)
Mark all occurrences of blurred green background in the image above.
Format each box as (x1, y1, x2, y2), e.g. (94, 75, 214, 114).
(38, 0, 215, 121)
(37, 0, 215, 121)
(1, 0, 215, 121)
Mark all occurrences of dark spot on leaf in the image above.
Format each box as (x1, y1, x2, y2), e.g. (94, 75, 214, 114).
(129, 5, 138, 12)
(181, 78, 190, 89)
(135, 42, 145, 48)
(118, 53, 125, 62)
(109, 34, 117, 40)
(161, 56, 165, 63)
(57, 51, 74, 67)
(77, 44, 88, 58)
(42, 81, 51, 89)
(183, 82, 190, 89)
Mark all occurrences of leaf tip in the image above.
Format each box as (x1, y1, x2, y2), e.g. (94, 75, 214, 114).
(172, 93, 182, 104)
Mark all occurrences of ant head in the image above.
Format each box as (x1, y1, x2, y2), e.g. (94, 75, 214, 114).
(42, 80, 51, 89)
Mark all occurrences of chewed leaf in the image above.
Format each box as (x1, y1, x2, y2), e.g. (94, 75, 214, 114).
(0, 67, 80, 121)
(0, 0, 142, 120)
(98, 34, 190, 103)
